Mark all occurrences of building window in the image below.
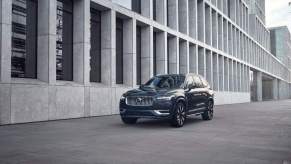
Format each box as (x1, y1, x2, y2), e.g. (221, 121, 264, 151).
(116, 18, 123, 84)
(11, 0, 37, 78)
(132, 0, 141, 14)
(90, 8, 101, 83)
(136, 26, 141, 85)
(153, 0, 157, 21)
(153, 31, 157, 75)
(56, 0, 73, 81)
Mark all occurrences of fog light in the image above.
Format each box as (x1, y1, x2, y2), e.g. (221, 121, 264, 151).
(153, 110, 170, 116)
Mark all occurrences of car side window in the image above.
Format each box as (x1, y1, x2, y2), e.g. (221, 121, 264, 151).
(185, 76, 194, 88)
(199, 76, 209, 88)
(193, 75, 203, 88)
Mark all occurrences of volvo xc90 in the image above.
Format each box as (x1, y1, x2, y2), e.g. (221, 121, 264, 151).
(119, 74, 214, 127)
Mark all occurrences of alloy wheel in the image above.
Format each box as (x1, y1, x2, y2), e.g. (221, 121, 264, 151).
(176, 103, 186, 126)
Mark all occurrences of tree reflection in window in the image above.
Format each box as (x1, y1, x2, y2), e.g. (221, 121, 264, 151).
(11, 0, 37, 78)
(56, 0, 73, 81)
(56, 1, 64, 80)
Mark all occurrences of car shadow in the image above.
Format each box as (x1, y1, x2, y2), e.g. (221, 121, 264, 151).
(115, 116, 205, 129)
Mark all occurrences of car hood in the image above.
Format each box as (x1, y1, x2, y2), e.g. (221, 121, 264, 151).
(125, 87, 179, 97)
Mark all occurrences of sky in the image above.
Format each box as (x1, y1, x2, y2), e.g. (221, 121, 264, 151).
(265, 0, 291, 31)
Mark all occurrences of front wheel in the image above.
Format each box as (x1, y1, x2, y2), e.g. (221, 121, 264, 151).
(170, 102, 186, 127)
(121, 117, 138, 124)
(202, 101, 214, 120)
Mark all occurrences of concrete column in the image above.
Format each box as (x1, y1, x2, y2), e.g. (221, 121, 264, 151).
(272, 78, 278, 100)
(37, 0, 57, 84)
(141, 25, 153, 83)
(179, 40, 188, 74)
(178, 0, 188, 34)
(123, 19, 137, 86)
(256, 71, 263, 101)
(168, 36, 179, 74)
(73, 0, 90, 85)
(189, 44, 198, 74)
(141, 0, 153, 19)
(167, 0, 178, 30)
(155, 0, 167, 25)
(0, 0, 12, 124)
(156, 32, 167, 74)
(188, 0, 197, 39)
(101, 10, 116, 86)
(0, 0, 12, 83)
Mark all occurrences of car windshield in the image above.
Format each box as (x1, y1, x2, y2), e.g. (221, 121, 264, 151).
(143, 75, 185, 89)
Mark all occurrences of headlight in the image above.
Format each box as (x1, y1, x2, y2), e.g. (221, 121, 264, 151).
(120, 95, 126, 100)
(156, 95, 174, 101)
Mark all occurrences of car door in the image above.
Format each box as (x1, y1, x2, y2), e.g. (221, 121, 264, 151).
(184, 75, 196, 112)
(192, 75, 205, 109)
(199, 76, 210, 107)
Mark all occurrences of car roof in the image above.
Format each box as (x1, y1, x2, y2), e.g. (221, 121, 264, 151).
(155, 73, 201, 78)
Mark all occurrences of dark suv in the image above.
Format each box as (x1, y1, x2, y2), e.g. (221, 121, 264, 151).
(119, 74, 214, 127)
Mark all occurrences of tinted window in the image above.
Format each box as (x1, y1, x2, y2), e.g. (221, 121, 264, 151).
(56, 0, 73, 81)
(185, 76, 194, 88)
(199, 76, 209, 87)
(116, 18, 123, 84)
(144, 76, 185, 89)
(193, 75, 203, 88)
(90, 8, 101, 82)
(11, 0, 37, 78)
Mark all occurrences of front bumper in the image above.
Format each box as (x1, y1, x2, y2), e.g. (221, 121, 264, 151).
(119, 99, 175, 119)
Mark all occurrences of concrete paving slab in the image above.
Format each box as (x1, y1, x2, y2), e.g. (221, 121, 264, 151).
(0, 100, 291, 164)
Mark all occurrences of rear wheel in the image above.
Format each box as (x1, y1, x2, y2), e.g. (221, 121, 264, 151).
(170, 102, 186, 127)
(202, 101, 214, 120)
(121, 117, 138, 124)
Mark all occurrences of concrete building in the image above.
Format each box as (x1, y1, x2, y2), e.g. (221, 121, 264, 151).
(269, 26, 291, 69)
(0, 0, 290, 125)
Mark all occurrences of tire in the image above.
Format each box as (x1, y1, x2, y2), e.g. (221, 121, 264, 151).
(121, 117, 138, 124)
(170, 102, 186, 127)
(202, 100, 214, 120)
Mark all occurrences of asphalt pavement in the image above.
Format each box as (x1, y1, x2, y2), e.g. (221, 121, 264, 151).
(0, 100, 291, 164)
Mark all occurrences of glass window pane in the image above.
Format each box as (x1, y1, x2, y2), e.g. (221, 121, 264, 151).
(11, 0, 37, 78)
(90, 8, 101, 83)
(56, 0, 73, 81)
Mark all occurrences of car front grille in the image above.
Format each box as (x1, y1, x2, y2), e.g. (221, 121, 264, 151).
(126, 96, 154, 106)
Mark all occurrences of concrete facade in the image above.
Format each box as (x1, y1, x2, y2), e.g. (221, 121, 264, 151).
(0, 0, 290, 124)
(269, 26, 291, 69)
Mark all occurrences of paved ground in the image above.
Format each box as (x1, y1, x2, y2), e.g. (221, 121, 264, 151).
(0, 100, 291, 164)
